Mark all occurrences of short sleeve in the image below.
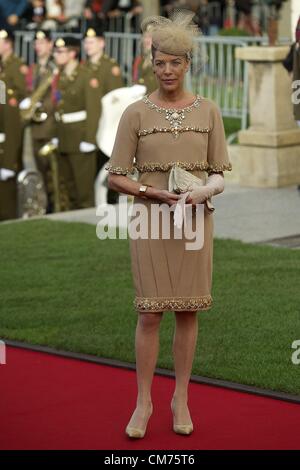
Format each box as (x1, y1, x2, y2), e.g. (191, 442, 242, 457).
(105, 104, 139, 175)
(207, 102, 232, 174)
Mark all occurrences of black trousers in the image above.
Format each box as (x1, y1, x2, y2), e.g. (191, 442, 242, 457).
(0, 178, 17, 221)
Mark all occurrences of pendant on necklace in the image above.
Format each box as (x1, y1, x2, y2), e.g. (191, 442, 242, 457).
(165, 109, 185, 139)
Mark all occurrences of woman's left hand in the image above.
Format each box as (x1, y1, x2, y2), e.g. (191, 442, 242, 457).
(185, 174, 225, 206)
(185, 186, 210, 206)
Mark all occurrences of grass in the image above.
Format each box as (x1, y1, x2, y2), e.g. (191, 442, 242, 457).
(223, 117, 242, 137)
(0, 219, 299, 395)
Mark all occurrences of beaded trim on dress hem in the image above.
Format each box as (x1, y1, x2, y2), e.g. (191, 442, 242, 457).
(134, 296, 212, 312)
(136, 161, 208, 172)
(105, 163, 136, 175)
(137, 126, 210, 137)
(105, 161, 233, 175)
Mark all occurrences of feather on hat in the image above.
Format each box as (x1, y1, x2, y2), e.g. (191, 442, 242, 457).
(141, 9, 201, 58)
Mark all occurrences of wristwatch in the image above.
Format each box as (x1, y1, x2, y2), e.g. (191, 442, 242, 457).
(139, 184, 149, 198)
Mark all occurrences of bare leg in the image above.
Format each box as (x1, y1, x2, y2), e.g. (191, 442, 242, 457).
(172, 311, 198, 425)
(126, 312, 163, 432)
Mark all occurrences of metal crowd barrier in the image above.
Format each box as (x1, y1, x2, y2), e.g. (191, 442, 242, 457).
(13, 29, 291, 131)
(107, 12, 141, 35)
(191, 36, 249, 129)
(104, 32, 141, 84)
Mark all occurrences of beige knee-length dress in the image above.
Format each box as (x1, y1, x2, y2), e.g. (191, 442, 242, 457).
(105, 95, 232, 313)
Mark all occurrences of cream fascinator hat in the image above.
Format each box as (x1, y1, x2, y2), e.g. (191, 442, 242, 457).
(140, 9, 201, 60)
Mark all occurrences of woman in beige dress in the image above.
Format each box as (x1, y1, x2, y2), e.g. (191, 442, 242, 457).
(106, 10, 232, 439)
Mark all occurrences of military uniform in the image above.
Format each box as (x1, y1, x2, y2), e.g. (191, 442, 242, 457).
(133, 55, 157, 94)
(83, 27, 125, 204)
(0, 37, 27, 220)
(54, 61, 97, 210)
(85, 54, 124, 204)
(84, 53, 124, 144)
(26, 58, 57, 210)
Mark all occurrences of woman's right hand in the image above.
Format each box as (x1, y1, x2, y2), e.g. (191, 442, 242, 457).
(153, 189, 182, 207)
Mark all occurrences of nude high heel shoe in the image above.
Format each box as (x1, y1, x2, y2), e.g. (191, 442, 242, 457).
(171, 397, 194, 435)
(125, 403, 153, 439)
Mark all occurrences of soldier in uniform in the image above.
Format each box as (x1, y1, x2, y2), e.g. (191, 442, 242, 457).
(132, 28, 157, 94)
(22, 30, 56, 213)
(53, 36, 98, 210)
(83, 25, 124, 203)
(0, 29, 27, 221)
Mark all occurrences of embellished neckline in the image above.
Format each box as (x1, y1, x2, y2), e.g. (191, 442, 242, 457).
(142, 94, 202, 139)
(143, 94, 201, 113)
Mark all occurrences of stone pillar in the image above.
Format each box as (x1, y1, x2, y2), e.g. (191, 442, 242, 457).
(228, 46, 300, 187)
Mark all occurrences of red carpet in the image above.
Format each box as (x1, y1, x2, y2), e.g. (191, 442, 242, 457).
(1, 346, 300, 450)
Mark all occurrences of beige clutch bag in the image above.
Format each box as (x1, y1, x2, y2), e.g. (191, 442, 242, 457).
(168, 163, 215, 212)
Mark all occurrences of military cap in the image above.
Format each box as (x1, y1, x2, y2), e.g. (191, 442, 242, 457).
(83, 26, 104, 39)
(34, 30, 52, 41)
(0, 29, 14, 41)
(54, 36, 80, 49)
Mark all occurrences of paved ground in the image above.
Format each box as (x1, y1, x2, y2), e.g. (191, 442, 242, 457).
(213, 183, 300, 245)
